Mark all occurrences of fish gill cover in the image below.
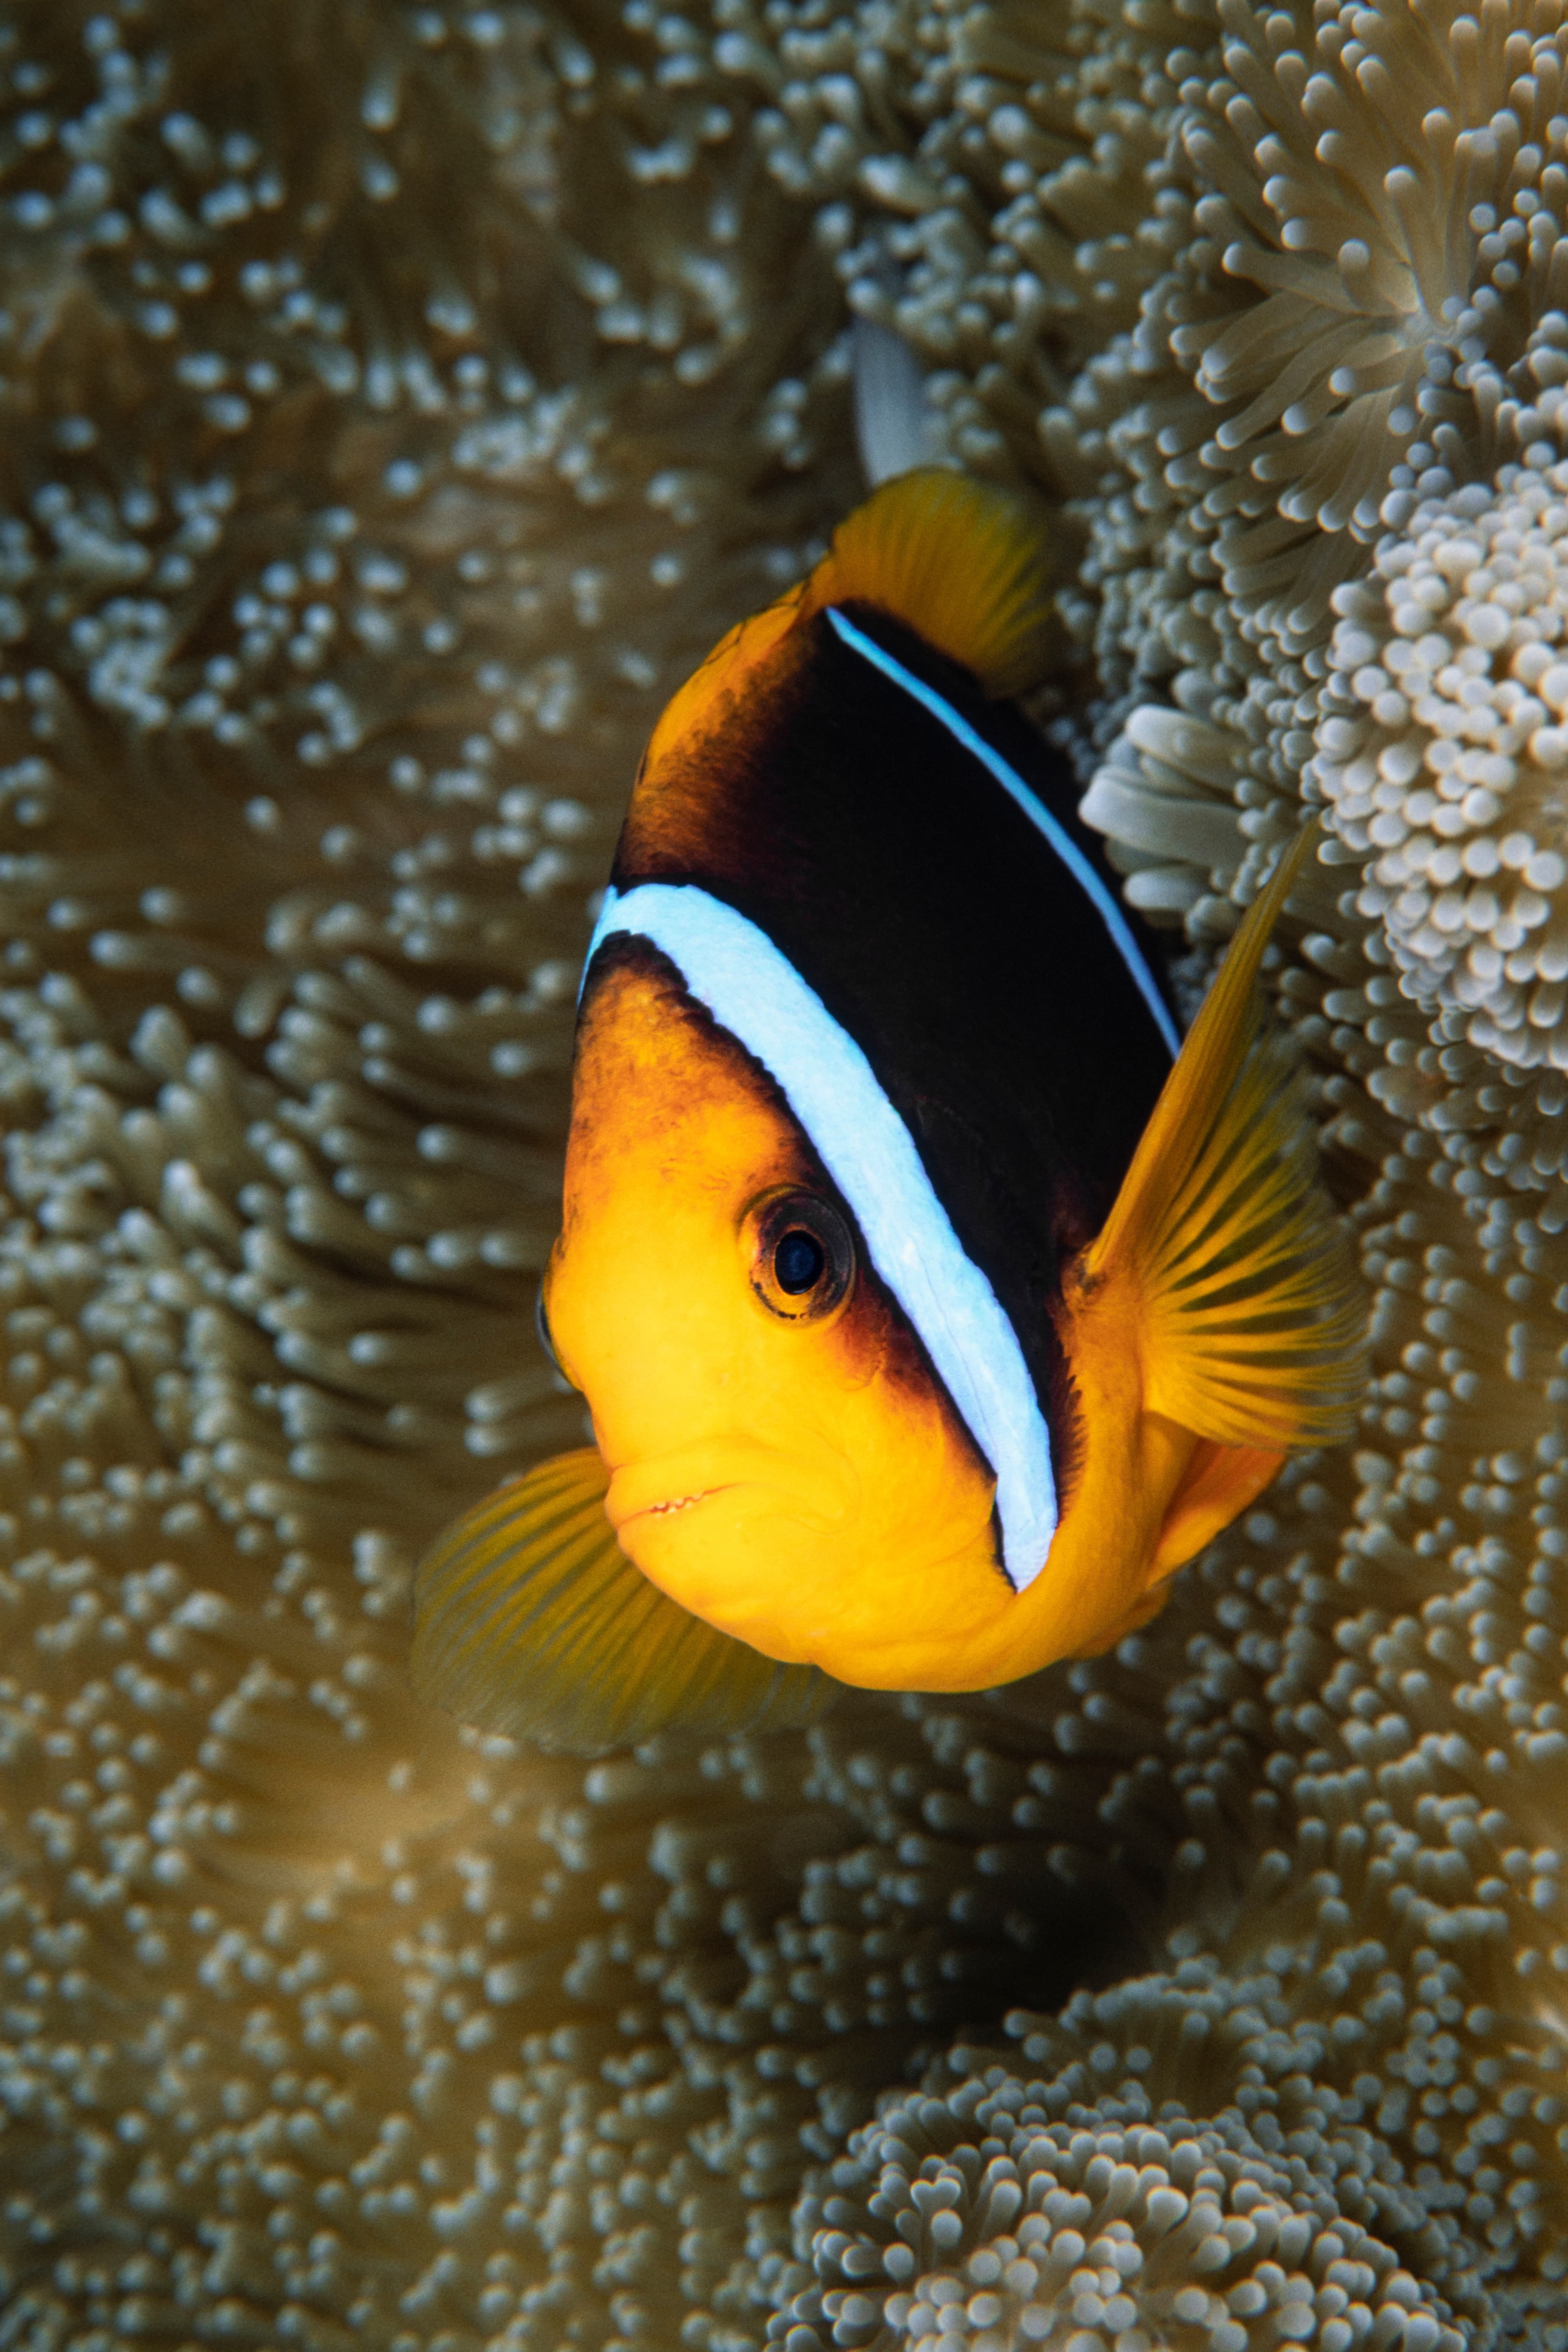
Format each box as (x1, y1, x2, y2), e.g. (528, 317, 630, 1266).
(0, 0, 1563, 2348)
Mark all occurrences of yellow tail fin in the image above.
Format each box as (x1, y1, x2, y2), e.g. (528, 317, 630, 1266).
(1084, 824, 1366, 1450)
(410, 1449, 832, 1753)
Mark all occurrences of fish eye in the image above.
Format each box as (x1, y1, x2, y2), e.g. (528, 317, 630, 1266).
(775, 1228, 825, 1295)
(745, 1189, 855, 1324)
(535, 1277, 577, 1387)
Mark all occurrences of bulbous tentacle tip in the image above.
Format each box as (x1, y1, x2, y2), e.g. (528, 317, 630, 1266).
(771, 2049, 1473, 2352)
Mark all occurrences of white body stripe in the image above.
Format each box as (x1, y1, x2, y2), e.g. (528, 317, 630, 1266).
(826, 607, 1181, 1060)
(586, 882, 1058, 1592)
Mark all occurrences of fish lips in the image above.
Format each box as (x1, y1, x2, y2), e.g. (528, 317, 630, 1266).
(604, 1436, 853, 1544)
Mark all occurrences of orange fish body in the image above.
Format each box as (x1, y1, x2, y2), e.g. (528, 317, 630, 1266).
(410, 472, 1365, 1750)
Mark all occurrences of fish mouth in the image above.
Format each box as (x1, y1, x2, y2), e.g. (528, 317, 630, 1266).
(604, 1437, 852, 1541)
(604, 1461, 737, 1538)
(617, 1485, 728, 1530)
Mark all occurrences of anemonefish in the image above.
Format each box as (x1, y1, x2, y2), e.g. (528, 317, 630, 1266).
(410, 469, 1366, 1753)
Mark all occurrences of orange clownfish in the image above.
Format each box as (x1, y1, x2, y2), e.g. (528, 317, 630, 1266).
(410, 470, 1365, 1751)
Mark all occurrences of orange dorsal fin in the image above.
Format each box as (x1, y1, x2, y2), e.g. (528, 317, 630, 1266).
(410, 1447, 832, 1753)
(645, 470, 1054, 768)
(1082, 823, 1366, 1452)
(802, 467, 1054, 697)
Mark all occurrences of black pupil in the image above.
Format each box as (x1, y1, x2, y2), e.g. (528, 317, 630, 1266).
(774, 1229, 826, 1296)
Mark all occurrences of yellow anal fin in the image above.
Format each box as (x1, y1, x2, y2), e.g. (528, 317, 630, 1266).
(1083, 823, 1367, 1452)
(804, 467, 1054, 698)
(410, 1448, 833, 1754)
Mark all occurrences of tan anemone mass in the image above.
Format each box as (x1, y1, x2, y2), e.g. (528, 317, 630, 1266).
(2, 1, 1568, 2349)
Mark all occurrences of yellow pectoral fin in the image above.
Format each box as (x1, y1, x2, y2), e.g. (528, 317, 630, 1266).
(410, 1447, 833, 1754)
(1069, 1581, 1171, 1657)
(1084, 821, 1367, 1455)
(1148, 1429, 1287, 1576)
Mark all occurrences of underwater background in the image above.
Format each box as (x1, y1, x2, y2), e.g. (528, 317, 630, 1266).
(0, 0, 1566, 2344)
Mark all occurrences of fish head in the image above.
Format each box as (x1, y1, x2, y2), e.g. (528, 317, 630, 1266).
(543, 947, 1012, 1684)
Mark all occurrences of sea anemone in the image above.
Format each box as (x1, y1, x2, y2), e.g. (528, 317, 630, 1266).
(1317, 444, 1568, 1079)
(4, 0, 1568, 2347)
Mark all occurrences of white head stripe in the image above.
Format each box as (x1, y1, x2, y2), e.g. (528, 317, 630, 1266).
(586, 882, 1057, 1591)
(826, 607, 1181, 1060)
